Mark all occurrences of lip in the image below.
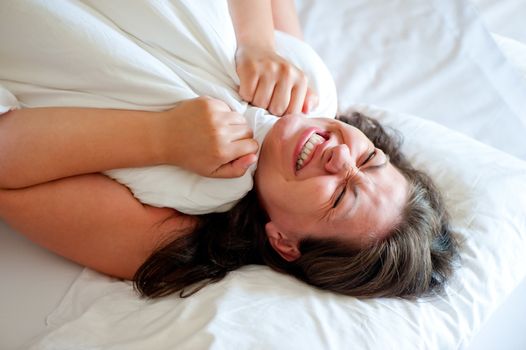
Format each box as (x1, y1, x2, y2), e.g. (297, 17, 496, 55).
(293, 127, 328, 174)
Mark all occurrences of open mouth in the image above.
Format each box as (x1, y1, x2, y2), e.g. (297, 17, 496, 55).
(295, 131, 327, 171)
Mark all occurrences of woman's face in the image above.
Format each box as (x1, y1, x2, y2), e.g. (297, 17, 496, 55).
(254, 114, 409, 261)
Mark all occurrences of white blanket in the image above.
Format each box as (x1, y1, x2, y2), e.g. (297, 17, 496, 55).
(0, 0, 337, 214)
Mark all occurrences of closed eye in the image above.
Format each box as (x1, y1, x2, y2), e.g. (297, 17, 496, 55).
(332, 185, 346, 208)
(333, 149, 377, 208)
(361, 149, 377, 167)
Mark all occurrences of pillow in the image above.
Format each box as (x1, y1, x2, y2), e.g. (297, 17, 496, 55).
(296, 0, 526, 161)
(492, 33, 526, 80)
(30, 106, 526, 349)
(468, 0, 526, 44)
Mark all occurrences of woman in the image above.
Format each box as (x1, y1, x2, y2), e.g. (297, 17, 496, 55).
(0, 99, 458, 299)
(0, 0, 458, 299)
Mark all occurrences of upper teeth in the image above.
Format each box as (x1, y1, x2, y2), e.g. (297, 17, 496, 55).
(296, 133, 325, 170)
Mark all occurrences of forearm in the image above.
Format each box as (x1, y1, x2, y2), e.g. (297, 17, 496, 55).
(271, 0, 303, 39)
(0, 107, 163, 189)
(228, 0, 275, 49)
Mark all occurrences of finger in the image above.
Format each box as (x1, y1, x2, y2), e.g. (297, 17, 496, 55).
(286, 80, 308, 115)
(213, 153, 258, 178)
(268, 79, 292, 117)
(228, 138, 259, 160)
(235, 153, 258, 169)
(252, 77, 276, 110)
(238, 74, 259, 103)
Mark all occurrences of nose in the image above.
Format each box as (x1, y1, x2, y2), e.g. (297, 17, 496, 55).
(325, 144, 355, 174)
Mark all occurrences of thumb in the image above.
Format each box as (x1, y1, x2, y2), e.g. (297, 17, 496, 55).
(212, 153, 258, 178)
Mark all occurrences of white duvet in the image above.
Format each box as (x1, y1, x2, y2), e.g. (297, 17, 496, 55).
(0, 0, 337, 215)
(1, 0, 526, 349)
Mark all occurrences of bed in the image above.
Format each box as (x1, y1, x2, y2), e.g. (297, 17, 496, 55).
(1, 0, 525, 349)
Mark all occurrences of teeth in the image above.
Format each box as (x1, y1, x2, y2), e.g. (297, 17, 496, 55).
(296, 133, 325, 170)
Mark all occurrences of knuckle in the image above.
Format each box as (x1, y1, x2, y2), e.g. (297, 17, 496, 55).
(280, 63, 292, 76)
(239, 89, 253, 102)
(246, 62, 259, 75)
(275, 108, 287, 117)
(207, 99, 229, 114)
(266, 62, 279, 75)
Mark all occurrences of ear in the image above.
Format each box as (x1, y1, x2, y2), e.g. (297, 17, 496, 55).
(265, 222, 300, 262)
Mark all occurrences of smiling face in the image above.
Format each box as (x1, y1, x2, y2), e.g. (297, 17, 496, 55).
(254, 114, 409, 261)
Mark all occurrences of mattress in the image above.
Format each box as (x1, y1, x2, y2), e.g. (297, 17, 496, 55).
(1, 0, 525, 349)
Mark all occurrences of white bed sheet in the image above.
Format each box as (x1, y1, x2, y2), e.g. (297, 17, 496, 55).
(1, 0, 526, 349)
(0, 221, 83, 350)
(469, 0, 526, 44)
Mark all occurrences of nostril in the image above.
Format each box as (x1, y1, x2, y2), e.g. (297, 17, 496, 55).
(325, 151, 333, 166)
(325, 146, 341, 174)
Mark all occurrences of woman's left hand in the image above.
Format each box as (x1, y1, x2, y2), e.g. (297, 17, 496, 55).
(235, 45, 316, 116)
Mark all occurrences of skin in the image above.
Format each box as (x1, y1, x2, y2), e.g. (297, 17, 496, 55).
(0, 98, 252, 279)
(255, 114, 409, 261)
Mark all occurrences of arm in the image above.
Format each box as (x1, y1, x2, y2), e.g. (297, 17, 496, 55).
(0, 173, 195, 280)
(271, 0, 303, 39)
(228, 0, 275, 50)
(0, 97, 258, 278)
(0, 99, 258, 277)
(0, 107, 161, 189)
(0, 97, 258, 190)
(227, 0, 312, 116)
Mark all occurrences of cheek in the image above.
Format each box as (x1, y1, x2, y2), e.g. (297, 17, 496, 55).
(277, 181, 335, 215)
(255, 143, 276, 187)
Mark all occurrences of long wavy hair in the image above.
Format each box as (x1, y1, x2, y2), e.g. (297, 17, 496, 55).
(134, 112, 459, 299)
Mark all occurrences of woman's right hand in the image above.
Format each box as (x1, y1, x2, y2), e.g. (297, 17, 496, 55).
(159, 97, 259, 178)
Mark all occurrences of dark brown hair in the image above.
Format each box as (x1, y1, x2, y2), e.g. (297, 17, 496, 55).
(134, 112, 459, 299)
